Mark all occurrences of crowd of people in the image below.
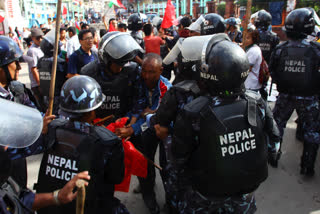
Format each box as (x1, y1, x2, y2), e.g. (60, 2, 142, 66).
(1, 7, 320, 214)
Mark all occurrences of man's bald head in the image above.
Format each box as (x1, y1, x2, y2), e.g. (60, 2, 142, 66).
(142, 53, 163, 90)
(142, 53, 162, 68)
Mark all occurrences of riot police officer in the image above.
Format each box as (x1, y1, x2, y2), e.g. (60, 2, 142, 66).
(254, 10, 280, 64)
(80, 32, 144, 121)
(169, 36, 280, 213)
(0, 99, 91, 214)
(163, 13, 226, 85)
(0, 36, 56, 188)
(269, 8, 320, 176)
(225, 17, 242, 43)
(35, 75, 129, 214)
(38, 29, 67, 114)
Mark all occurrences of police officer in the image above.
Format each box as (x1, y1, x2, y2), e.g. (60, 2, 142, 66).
(0, 99, 90, 214)
(169, 36, 280, 213)
(254, 10, 280, 64)
(0, 36, 56, 188)
(80, 32, 144, 121)
(269, 8, 320, 176)
(143, 34, 230, 214)
(225, 17, 242, 43)
(128, 13, 144, 63)
(35, 75, 129, 214)
(38, 29, 67, 114)
(164, 13, 226, 85)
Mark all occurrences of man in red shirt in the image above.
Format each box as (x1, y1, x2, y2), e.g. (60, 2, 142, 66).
(143, 24, 165, 55)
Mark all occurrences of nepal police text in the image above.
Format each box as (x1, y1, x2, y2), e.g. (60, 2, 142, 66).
(219, 128, 256, 157)
(101, 96, 120, 110)
(284, 60, 306, 72)
(45, 154, 78, 181)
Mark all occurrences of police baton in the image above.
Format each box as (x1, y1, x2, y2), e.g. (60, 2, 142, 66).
(76, 179, 86, 214)
(93, 115, 115, 125)
(241, 0, 252, 49)
(47, 0, 62, 115)
(124, 137, 162, 171)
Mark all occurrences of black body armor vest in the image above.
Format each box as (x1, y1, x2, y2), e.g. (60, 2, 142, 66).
(257, 30, 279, 63)
(38, 57, 67, 97)
(274, 41, 320, 95)
(185, 94, 268, 197)
(35, 119, 121, 214)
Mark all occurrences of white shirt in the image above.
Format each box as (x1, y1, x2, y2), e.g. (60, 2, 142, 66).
(244, 44, 262, 90)
(66, 35, 80, 58)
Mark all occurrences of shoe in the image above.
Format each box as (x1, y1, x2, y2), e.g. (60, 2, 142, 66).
(142, 193, 160, 214)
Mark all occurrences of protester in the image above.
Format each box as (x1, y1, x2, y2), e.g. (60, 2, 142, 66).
(67, 29, 98, 78)
(27, 28, 45, 111)
(143, 24, 165, 55)
(66, 26, 80, 59)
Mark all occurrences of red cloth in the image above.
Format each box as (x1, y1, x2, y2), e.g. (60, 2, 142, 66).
(161, 0, 176, 29)
(94, 117, 148, 192)
(109, 23, 117, 32)
(144, 35, 165, 55)
(0, 16, 4, 23)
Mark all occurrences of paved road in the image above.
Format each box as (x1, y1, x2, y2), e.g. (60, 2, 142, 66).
(17, 62, 320, 214)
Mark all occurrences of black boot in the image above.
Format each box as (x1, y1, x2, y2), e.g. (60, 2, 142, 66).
(142, 191, 160, 214)
(300, 143, 319, 177)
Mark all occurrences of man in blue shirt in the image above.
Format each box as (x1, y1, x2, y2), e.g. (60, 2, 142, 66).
(67, 29, 98, 78)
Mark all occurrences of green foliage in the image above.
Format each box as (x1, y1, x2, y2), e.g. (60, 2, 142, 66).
(217, 2, 226, 17)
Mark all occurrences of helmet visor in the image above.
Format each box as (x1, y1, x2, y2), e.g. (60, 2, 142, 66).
(181, 35, 213, 61)
(0, 99, 43, 148)
(104, 33, 144, 60)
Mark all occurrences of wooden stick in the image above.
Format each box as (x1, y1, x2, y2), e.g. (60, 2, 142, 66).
(47, 0, 62, 115)
(241, 0, 252, 49)
(93, 115, 114, 125)
(124, 137, 163, 171)
(76, 179, 86, 214)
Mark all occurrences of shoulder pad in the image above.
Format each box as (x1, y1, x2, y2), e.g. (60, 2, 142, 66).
(92, 126, 121, 146)
(8, 81, 24, 96)
(275, 41, 288, 50)
(80, 60, 99, 76)
(184, 96, 210, 117)
(49, 118, 69, 129)
(173, 80, 201, 95)
(131, 31, 143, 40)
(47, 118, 69, 149)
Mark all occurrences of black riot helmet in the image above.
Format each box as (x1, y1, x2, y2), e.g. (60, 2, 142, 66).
(98, 31, 144, 65)
(128, 13, 143, 31)
(285, 8, 315, 39)
(201, 13, 225, 35)
(0, 36, 23, 84)
(200, 33, 249, 96)
(40, 29, 61, 57)
(225, 17, 237, 26)
(60, 75, 106, 113)
(254, 10, 272, 31)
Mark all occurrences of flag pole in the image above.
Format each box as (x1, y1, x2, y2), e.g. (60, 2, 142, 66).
(47, 0, 62, 115)
(241, 0, 252, 49)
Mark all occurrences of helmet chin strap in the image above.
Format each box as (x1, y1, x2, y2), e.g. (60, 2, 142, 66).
(3, 65, 13, 86)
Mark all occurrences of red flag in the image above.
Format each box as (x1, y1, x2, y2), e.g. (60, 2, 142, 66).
(161, 0, 176, 29)
(62, 5, 67, 15)
(0, 16, 4, 23)
(94, 117, 148, 192)
(108, 22, 117, 32)
(117, 0, 127, 10)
